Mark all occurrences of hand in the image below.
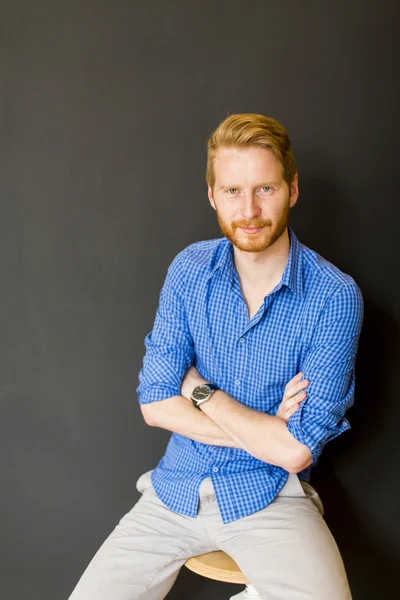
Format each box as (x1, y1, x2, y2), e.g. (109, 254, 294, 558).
(180, 365, 208, 400)
(276, 372, 309, 422)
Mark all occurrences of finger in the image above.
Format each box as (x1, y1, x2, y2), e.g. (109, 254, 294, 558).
(295, 380, 309, 394)
(284, 392, 306, 411)
(285, 378, 309, 399)
(284, 371, 303, 392)
(284, 372, 300, 393)
(283, 403, 300, 421)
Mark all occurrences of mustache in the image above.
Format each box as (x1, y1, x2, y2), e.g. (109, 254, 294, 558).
(234, 221, 270, 229)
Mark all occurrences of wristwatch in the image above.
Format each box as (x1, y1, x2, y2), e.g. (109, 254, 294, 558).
(190, 383, 219, 410)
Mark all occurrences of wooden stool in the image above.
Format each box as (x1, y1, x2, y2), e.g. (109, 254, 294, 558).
(185, 550, 261, 599)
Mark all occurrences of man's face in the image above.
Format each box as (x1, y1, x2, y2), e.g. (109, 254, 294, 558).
(208, 146, 299, 253)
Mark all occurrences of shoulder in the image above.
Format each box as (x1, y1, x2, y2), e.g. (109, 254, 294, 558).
(173, 237, 224, 270)
(300, 241, 364, 326)
(164, 237, 226, 299)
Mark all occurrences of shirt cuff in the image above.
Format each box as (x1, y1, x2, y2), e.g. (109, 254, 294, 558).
(137, 384, 182, 405)
(287, 410, 351, 463)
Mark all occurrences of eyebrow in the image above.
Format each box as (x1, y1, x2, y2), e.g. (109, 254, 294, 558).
(218, 181, 281, 190)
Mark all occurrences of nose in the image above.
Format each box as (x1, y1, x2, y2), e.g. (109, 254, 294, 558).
(241, 192, 262, 220)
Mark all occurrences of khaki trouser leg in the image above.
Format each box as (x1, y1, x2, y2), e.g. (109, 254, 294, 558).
(203, 474, 352, 600)
(68, 471, 217, 600)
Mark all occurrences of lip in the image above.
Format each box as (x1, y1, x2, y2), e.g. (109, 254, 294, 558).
(240, 227, 264, 234)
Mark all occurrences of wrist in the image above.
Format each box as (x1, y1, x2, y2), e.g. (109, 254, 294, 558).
(181, 366, 208, 400)
(198, 388, 223, 417)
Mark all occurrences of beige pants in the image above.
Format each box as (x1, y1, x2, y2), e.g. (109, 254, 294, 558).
(68, 471, 352, 600)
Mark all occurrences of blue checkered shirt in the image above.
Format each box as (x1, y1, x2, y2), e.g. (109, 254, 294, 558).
(136, 226, 364, 524)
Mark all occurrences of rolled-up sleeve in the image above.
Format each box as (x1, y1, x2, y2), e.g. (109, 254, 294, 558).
(287, 282, 364, 464)
(136, 253, 195, 405)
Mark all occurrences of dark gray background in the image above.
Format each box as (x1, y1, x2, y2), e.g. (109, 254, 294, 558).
(1, 1, 399, 598)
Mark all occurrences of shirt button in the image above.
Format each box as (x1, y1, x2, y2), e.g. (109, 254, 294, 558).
(212, 466, 219, 473)
(239, 338, 245, 343)
(235, 379, 240, 385)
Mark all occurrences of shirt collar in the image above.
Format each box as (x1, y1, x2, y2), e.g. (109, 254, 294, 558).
(206, 225, 304, 297)
(282, 226, 304, 297)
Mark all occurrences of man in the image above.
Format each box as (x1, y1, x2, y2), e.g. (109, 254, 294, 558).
(69, 114, 364, 599)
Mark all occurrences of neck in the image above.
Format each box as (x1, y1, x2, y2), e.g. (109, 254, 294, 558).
(233, 227, 290, 289)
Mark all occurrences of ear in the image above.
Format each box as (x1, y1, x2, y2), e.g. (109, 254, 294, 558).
(207, 183, 216, 211)
(289, 173, 299, 208)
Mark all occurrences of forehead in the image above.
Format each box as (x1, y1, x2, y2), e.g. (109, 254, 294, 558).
(213, 146, 283, 184)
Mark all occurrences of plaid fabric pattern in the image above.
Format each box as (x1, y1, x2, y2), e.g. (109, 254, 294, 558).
(136, 226, 364, 524)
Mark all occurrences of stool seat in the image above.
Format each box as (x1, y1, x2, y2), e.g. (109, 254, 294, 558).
(184, 550, 250, 584)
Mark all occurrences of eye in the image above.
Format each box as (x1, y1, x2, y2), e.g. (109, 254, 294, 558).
(227, 188, 238, 195)
(257, 185, 274, 196)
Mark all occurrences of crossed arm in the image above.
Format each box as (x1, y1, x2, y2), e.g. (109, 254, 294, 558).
(137, 255, 364, 475)
(140, 369, 312, 474)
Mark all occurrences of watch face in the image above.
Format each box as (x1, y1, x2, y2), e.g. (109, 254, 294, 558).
(193, 385, 211, 401)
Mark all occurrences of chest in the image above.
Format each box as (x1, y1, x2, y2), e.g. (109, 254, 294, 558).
(188, 278, 312, 411)
(241, 285, 274, 321)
